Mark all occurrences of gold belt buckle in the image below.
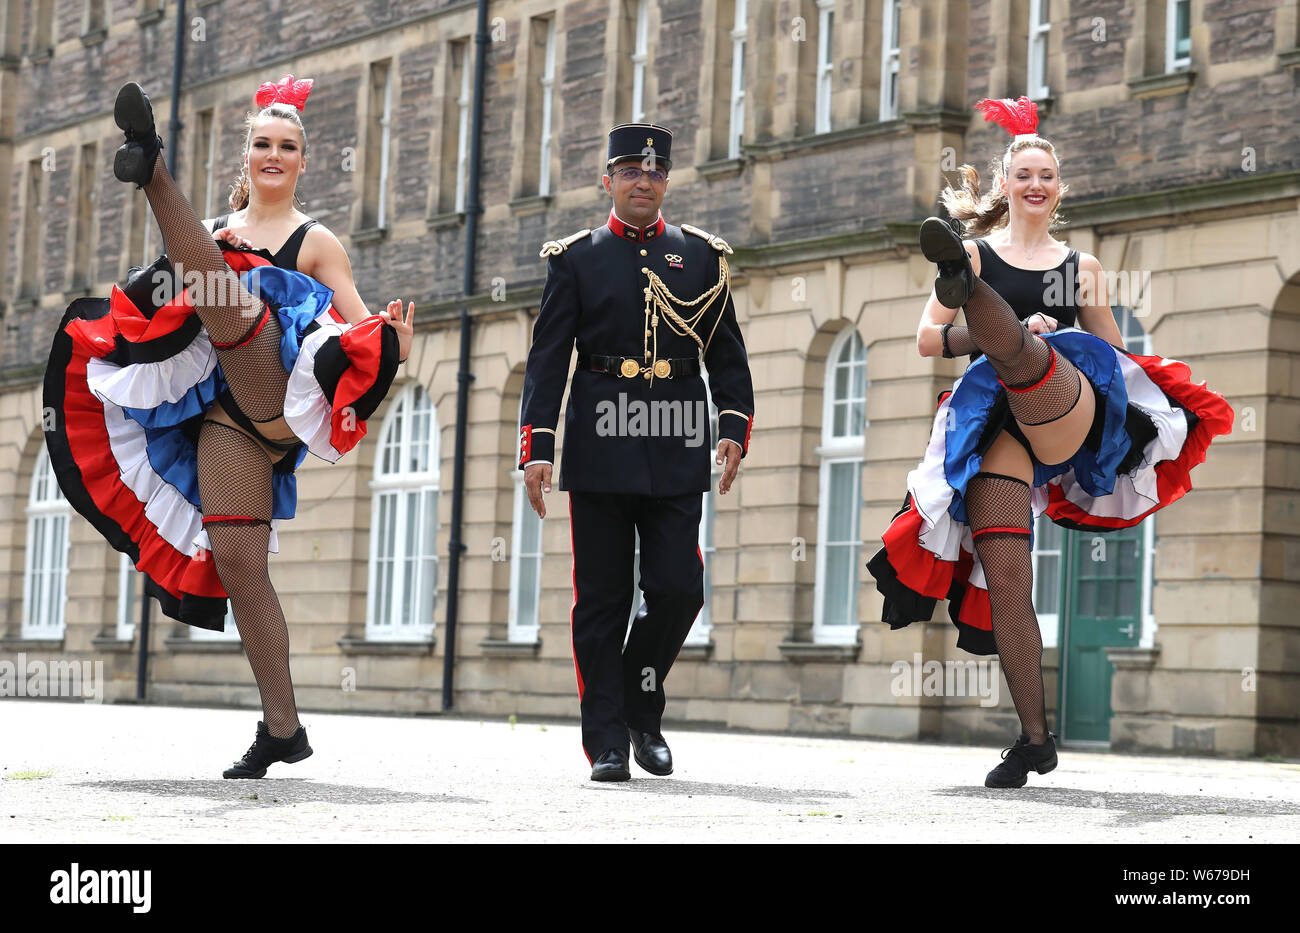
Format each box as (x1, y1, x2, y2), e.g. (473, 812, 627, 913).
(653, 359, 672, 379)
(620, 358, 640, 378)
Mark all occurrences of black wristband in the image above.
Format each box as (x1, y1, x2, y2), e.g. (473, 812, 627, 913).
(940, 323, 955, 359)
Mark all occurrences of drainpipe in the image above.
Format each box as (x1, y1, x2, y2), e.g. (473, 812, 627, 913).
(139, 0, 188, 701)
(441, 0, 488, 710)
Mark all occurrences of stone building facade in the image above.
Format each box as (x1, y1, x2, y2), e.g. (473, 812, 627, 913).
(2, 0, 1298, 756)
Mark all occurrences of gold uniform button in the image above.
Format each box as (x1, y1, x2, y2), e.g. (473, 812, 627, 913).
(640, 267, 649, 274)
(653, 359, 672, 379)
(640, 249, 647, 256)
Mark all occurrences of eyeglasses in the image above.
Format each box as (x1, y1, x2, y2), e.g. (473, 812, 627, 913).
(611, 166, 667, 184)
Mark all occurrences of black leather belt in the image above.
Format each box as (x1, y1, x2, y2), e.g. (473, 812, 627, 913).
(578, 353, 700, 379)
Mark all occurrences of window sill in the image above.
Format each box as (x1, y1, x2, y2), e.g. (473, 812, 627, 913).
(479, 638, 540, 658)
(80, 28, 108, 48)
(743, 120, 909, 163)
(778, 640, 860, 663)
(351, 227, 389, 246)
(1105, 645, 1160, 671)
(10, 297, 39, 313)
(0, 54, 21, 67)
(28, 48, 53, 65)
(63, 285, 94, 302)
(1127, 70, 1195, 100)
(697, 157, 745, 181)
(427, 210, 466, 230)
(92, 635, 135, 653)
(165, 634, 242, 653)
(508, 194, 552, 217)
(136, 10, 164, 26)
(0, 636, 64, 650)
(338, 635, 435, 656)
(196, 0, 222, 7)
(677, 640, 714, 661)
(1280, 48, 1300, 71)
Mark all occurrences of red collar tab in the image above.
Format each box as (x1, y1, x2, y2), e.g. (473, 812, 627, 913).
(607, 209, 665, 243)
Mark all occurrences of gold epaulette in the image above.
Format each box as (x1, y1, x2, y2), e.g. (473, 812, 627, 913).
(539, 228, 592, 258)
(681, 223, 734, 255)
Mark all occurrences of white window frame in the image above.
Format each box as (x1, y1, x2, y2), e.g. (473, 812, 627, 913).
(538, 18, 557, 197)
(685, 374, 720, 646)
(202, 108, 219, 219)
(879, 0, 900, 121)
(1031, 515, 1062, 649)
(813, 328, 867, 644)
(22, 448, 71, 639)
(814, 0, 835, 134)
(727, 0, 748, 159)
(508, 398, 544, 643)
(191, 602, 240, 642)
(1114, 305, 1158, 648)
(454, 40, 473, 214)
(631, 0, 650, 122)
(1028, 0, 1051, 100)
(366, 383, 439, 642)
(115, 552, 137, 642)
(376, 62, 394, 229)
(1166, 0, 1191, 72)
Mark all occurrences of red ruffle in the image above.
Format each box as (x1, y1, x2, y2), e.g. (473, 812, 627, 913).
(328, 316, 389, 456)
(1044, 352, 1234, 529)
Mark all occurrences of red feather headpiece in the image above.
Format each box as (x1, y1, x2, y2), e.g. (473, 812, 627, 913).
(974, 97, 1039, 138)
(256, 75, 314, 112)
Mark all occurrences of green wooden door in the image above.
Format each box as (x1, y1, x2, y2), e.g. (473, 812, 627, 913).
(1057, 525, 1144, 743)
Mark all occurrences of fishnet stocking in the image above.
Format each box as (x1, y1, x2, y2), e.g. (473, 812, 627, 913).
(964, 471, 1049, 744)
(963, 278, 1084, 427)
(141, 151, 290, 422)
(197, 420, 300, 739)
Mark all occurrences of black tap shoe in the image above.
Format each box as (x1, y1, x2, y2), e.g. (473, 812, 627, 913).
(112, 82, 165, 188)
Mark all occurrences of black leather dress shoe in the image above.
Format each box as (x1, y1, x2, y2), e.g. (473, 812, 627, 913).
(984, 732, 1058, 788)
(590, 748, 631, 782)
(629, 728, 673, 776)
(112, 83, 164, 188)
(919, 216, 976, 309)
(222, 721, 313, 779)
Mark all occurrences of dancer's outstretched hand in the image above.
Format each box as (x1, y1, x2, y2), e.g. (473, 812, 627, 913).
(378, 299, 415, 363)
(213, 227, 254, 250)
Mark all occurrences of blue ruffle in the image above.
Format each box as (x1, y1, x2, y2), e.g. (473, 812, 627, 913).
(122, 368, 226, 430)
(943, 329, 1132, 526)
(241, 265, 336, 373)
(119, 264, 329, 523)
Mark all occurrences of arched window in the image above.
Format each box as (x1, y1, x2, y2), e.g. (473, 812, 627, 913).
(366, 383, 438, 641)
(814, 328, 867, 643)
(509, 400, 544, 643)
(23, 447, 71, 638)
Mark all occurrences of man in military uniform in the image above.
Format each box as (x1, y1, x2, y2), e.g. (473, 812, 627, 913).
(519, 123, 755, 781)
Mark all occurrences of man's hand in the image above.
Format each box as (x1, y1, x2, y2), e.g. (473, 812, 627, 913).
(1026, 312, 1058, 335)
(524, 462, 552, 518)
(716, 439, 742, 495)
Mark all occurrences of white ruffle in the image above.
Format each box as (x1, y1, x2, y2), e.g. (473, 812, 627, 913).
(283, 322, 346, 463)
(101, 398, 280, 559)
(908, 348, 1194, 567)
(86, 330, 217, 409)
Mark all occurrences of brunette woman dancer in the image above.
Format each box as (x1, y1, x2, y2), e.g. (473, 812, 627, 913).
(867, 98, 1234, 787)
(44, 77, 413, 778)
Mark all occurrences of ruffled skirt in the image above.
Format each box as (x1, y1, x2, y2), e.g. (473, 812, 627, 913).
(43, 248, 399, 631)
(866, 327, 1235, 655)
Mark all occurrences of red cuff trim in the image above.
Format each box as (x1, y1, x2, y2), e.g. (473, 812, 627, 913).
(519, 424, 533, 464)
(999, 345, 1057, 394)
(743, 415, 753, 455)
